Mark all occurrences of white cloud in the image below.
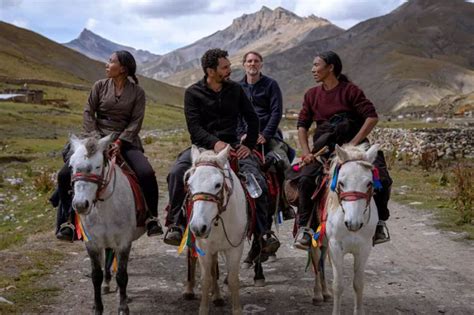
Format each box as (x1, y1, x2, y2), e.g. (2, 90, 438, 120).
(11, 18, 28, 28)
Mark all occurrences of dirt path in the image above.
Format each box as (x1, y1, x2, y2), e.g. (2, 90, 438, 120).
(38, 200, 474, 314)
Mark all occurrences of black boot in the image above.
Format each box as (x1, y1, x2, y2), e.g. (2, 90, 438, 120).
(163, 225, 183, 246)
(373, 221, 390, 245)
(146, 217, 164, 237)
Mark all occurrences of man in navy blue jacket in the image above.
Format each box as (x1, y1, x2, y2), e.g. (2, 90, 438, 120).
(238, 51, 295, 264)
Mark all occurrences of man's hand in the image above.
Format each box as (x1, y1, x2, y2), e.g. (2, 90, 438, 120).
(256, 134, 267, 145)
(302, 152, 315, 165)
(214, 141, 228, 153)
(236, 144, 251, 159)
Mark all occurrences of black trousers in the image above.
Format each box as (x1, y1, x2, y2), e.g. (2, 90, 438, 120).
(297, 150, 392, 228)
(57, 144, 159, 229)
(166, 147, 269, 236)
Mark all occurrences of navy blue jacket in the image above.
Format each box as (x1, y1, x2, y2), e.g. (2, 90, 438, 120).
(185, 77, 259, 150)
(238, 74, 283, 141)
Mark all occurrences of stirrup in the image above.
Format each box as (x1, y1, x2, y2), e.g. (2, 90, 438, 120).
(373, 221, 391, 246)
(294, 226, 314, 250)
(56, 222, 75, 242)
(163, 225, 183, 246)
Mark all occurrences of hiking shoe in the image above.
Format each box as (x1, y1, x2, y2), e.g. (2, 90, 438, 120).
(164, 226, 183, 246)
(373, 221, 390, 245)
(295, 232, 311, 250)
(146, 219, 164, 237)
(56, 223, 74, 242)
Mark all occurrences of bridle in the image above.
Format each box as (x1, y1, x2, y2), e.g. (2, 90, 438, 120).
(332, 159, 376, 222)
(189, 161, 233, 215)
(71, 154, 117, 204)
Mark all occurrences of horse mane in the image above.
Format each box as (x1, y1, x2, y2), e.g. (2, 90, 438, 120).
(326, 144, 373, 212)
(84, 137, 99, 158)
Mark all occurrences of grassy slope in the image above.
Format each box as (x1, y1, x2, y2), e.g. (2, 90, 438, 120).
(0, 21, 184, 106)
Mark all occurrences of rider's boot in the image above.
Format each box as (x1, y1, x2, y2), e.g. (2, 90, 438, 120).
(373, 220, 390, 245)
(56, 222, 75, 242)
(295, 228, 311, 250)
(146, 217, 164, 237)
(163, 224, 184, 246)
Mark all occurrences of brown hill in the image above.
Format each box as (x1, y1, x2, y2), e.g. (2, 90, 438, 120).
(0, 21, 183, 105)
(261, 0, 474, 112)
(143, 6, 343, 85)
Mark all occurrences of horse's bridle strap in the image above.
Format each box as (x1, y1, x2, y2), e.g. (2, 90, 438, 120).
(71, 173, 103, 185)
(339, 191, 371, 202)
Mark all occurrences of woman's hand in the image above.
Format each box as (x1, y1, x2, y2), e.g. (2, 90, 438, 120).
(236, 144, 251, 159)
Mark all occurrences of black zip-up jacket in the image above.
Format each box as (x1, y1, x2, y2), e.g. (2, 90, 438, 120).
(184, 77, 259, 150)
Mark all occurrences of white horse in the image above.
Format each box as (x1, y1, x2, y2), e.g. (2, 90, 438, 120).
(326, 144, 379, 314)
(325, 143, 380, 315)
(185, 145, 247, 315)
(69, 134, 145, 315)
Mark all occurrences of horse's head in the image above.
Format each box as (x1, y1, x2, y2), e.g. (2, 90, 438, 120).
(69, 134, 113, 215)
(329, 143, 379, 232)
(187, 144, 231, 238)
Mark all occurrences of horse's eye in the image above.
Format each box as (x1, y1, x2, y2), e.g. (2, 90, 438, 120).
(215, 183, 221, 189)
(95, 166, 100, 170)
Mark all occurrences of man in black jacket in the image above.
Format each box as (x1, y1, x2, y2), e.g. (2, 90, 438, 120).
(164, 49, 271, 251)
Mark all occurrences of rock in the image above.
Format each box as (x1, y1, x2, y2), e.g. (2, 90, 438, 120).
(0, 296, 14, 304)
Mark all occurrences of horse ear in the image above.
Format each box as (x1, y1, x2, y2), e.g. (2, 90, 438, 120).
(191, 145, 201, 164)
(335, 144, 349, 162)
(216, 145, 230, 167)
(366, 144, 379, 164)
(98, 134, 114, 152)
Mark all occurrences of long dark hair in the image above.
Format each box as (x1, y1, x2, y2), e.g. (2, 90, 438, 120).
(115, 50, 139, 84)
(317, 51, 349, 82)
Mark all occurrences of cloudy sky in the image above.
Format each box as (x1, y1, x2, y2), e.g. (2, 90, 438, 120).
(0, 0, 408, 54)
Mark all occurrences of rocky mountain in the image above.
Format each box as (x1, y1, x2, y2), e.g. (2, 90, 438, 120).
(0, 22, 183, 105)
(260, 0, 474, 112)
(64, 29, 161, 64)
(142, 6, 343, 84)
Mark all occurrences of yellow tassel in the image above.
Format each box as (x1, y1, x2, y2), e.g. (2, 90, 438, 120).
(312, 238, 318, 248)
(113, 256, 118, 273)
(177, 226, 189, 255)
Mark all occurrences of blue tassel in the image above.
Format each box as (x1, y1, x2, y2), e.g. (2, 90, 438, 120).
(330, 165, 340, 191)
(194, 245, 206, 256)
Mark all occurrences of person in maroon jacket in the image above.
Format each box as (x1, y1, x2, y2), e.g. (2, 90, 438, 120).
(295, 51, 392, 249)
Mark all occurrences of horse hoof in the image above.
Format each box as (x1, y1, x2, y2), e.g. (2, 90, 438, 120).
(254, 279, 265, 287)
(242, 262, 253, 269)
(312, 297, 324, 306)
(183, 292, 196, 300)
(213, 298, 225, 307)
(323, 293, 333, 302)
(118, 305, 130, 315)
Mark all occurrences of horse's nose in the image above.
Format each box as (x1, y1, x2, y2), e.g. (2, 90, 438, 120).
(200, 224, 207, 235)
(73, 200, 90, 213)
(344, 221, 350, 229)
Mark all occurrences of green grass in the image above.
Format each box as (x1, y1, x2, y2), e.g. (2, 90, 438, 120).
(390, 160, 474, 240)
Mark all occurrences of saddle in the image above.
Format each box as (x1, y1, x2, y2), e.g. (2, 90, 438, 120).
(114, 153, 147, 227)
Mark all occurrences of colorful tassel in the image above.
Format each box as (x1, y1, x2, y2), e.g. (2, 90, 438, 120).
(177, 226, 189, 255)
(372, 167, 383, 190)
(330, 165, 340, 191)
